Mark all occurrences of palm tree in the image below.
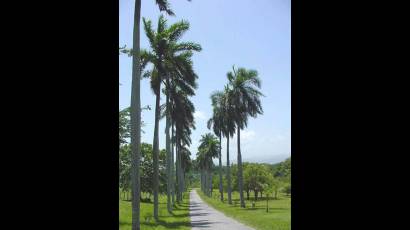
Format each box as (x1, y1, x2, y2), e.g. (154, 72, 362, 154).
(207, 93, 224, 201)
(129, 1, 178, 228)
(208, 85, 236, 203)
(141, 14, 200, 218)
(227, 66, 263, 208)
(196, 149, 207, 193)
(173, 90, 195, 201)
(180, 145, 192, 191)
(197, 133, 220, 196)
(220, 85, 236, 204)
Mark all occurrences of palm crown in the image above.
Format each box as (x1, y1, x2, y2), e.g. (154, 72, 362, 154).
(227, 66, 264, 129)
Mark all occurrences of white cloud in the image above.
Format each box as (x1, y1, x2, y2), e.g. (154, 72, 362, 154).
(222, 129, 291, 164)
(194, 111, 206, 120)
(241, 130, 256, 141)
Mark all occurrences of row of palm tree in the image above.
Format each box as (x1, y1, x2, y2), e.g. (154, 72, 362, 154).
(196, 133, 220, 197)
(127, 1, 196, 229)
(207, 66, 264, 208)
(140, 13, 201, 218)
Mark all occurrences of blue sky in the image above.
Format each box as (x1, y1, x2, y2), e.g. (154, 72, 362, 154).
(119, 0, 291, 164)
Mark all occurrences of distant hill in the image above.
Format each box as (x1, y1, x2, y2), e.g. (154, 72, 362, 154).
(242, 153, 291, 164)
(210, 156, 291, 173)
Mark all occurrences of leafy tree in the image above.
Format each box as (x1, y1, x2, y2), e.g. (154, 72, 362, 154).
(119, 144, 132, 199)
(271, 177, 284, 200)
(283, 183, 291, 196)
(139, 143, 167, 198)
(119, 108, 131, 148)
(262, 182, 274, 212)
(119, 106, 150, 148)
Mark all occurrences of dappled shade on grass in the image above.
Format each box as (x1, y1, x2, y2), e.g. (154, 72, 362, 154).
(119, 192, 191, 230)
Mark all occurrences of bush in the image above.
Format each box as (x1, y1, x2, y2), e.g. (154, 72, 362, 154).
(283, 184, 291, 195)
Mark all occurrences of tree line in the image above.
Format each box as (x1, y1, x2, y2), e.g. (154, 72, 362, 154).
(194, 155, 291, 211)
(120, 1, 198, 228)
(197, 64, 264, 208)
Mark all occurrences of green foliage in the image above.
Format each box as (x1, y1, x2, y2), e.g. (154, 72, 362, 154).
(140, 143, 168, 195)
(243, 163, 271, 195)
(200, 158, 291, 200)
(119, 144, 132, 194)
(119, 107, 150, 146)
(119, 142, 169, 199)
(119, 108, 131, 146)
(283, 183, 291, 196)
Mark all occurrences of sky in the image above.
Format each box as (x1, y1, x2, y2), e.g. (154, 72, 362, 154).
(119, 0, 291, 164)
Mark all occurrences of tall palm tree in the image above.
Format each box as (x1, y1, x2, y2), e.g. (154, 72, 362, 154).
(162, 74, 196, 203)
(161, 50, 197, 203)
(180, 145, 192, 191)
(209, 85, 236, 203)
(129, 0, 179, 228)
(197, 133, 220, 196)
(173, 90, 195, 201)
(221, 85, 237, 204)
(142, 14, 200, 218)
(196, 149, 207, 193)
(227, 66, 263, 208)
(207, 93, 224, 201)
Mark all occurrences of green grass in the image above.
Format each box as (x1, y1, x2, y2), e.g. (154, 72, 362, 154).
(119, 191, 191, 230)
(196, 189, 290, 230)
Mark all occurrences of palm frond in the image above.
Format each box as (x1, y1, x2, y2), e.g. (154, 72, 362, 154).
(167, 20, 190, 42)
(155, 0, 175, 16)
(143, 18, 156, 50)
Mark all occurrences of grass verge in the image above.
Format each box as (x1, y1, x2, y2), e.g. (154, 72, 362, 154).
(196, 189, 290, 230)
(119, 191, 191, 230)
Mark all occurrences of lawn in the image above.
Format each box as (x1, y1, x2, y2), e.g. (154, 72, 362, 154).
(197, 189, 290, 230)
(119, 191, 191, 230)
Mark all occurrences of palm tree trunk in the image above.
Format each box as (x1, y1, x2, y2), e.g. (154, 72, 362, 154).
(183, 170, 186, 192)
(176, 132, 182, 202)
(200, 171, 203, 192)
(152, 84, 161, 220)
(165, 91, 172, 213)
(266, 194, 269, 212)
(183, 171, 186, 192)
(218, 133, 223, 201)
(130, 0, 141, 229)
(237, 128, 245, 208)
(178, 140, 183, 200)
(204, 162, 207, 195)
(171, 123, 175, 206)
(175, 131, 179, 202)
(209, 169, 213, 197)
(226, 137, 232, 204)
(203, 170, 205, 193)
(202, 170, 204, 192)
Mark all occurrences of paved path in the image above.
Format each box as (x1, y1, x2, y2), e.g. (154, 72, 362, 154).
(189, 189, 255, 230)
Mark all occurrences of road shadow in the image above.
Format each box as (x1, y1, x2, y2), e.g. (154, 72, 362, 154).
(142, 220, 191, 229)
(190, 219, 213, 228)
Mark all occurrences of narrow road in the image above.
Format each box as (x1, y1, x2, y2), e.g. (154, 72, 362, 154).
(189, 189, 255, 230)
